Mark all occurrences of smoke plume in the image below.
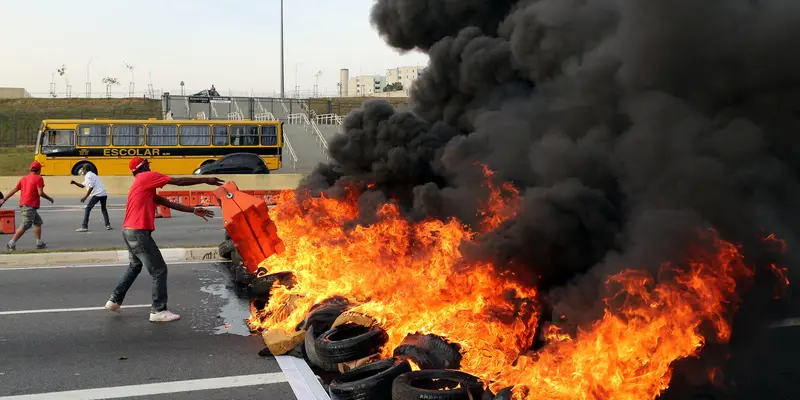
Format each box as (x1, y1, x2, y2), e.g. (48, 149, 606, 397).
(299, 0, 800, 396)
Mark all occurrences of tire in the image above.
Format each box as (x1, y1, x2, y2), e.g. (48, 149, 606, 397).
(218, 239, 235, 259)
(328, 358, 411, 400)
(230, 249, 242, 273)
(304, 326, 340, 372)
(251, 271, 295, 298)
(392, 344, 433, 369)
(391, 370, 486, 400)
(314, 323, 389, 364)
(493, 387, 513, 399)
(72, 161, 97, 176)
(230, 250, 253, 285)
(392, 334, 462, 370)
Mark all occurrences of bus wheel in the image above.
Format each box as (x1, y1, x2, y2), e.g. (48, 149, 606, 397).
(72, 162, 97, 176)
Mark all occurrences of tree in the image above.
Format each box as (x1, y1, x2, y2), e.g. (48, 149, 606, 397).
(102, 77, 120, 98)
(383, 82, 403, 92)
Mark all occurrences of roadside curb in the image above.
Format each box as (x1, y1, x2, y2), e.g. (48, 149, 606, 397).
(0, 247, 223, 267)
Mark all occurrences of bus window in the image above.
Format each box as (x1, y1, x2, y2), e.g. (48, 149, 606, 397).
(212, 126, 228, 146)
(231, 125, 258, 146)
(113, 125, 145, 146)
(147, 125, 178, 146)
(77, 125, 110, 146)
(180, 125, 211, 146)
(42, 129, 75, 154)
(261, 125, 278, 146)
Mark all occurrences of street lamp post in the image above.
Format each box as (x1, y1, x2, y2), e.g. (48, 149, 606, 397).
(280, 0, 285, 99)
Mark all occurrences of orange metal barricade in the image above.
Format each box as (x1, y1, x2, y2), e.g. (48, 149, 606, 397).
(0, 210, 15, 234)
(249, 190, 281, 206)
(190, 191, 219, 207)
(214, 182, 284, 274)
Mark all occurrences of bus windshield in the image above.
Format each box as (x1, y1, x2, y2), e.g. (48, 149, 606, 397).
(41, 129, 76, 154)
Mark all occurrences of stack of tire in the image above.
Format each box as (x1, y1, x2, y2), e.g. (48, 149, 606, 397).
(298, 306, 509, 399)
(217, 232, 255, 286)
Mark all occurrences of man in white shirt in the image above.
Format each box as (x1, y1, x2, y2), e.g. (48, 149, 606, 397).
(70, 165, 112, 232)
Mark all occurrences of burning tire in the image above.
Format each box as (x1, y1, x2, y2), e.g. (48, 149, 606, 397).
(391, 370, 486, 400)
(304, 326, 340, 372)
(492, 387, 513, 399)
(218, 239, 235, 260)
(251, 271, 295, 299)
(328, 357, 411, 400)
(392, 334, 462, 370)
(314, 323, 389, 364)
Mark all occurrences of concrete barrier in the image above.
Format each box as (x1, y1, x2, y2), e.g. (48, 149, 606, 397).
(0, 174, 306, 196)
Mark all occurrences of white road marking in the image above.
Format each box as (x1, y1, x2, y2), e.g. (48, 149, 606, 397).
(0, 372, 287, 399)
(0, 260, 227, 271)
(276, 355, 330, 400)
(0, 304, 150, 316)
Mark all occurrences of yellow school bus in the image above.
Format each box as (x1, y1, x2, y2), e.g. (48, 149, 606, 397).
(33, 118, 283, 175)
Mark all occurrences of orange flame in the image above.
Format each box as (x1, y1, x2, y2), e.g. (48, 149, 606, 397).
(248, 168, 536, 375)
(494, 233, 754, 398)
(246, 166, 786, 399)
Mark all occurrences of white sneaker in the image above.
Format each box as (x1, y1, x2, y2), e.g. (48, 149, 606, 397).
(104, 300, 121, 313)
(76, 228, 89, 232)
(149, 310, 180, 322)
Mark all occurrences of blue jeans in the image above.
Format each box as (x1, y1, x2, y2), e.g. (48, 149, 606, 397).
(110, 229, 168, 312)
(82, 195, 110, 229)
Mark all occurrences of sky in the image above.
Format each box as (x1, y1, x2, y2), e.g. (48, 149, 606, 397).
(0, 0, 430, 97)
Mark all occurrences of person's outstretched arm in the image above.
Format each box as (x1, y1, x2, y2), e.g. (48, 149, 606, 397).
(167, 177, 224, 187)
(154, 196, 215, 221)
(0, 188, 20, 206)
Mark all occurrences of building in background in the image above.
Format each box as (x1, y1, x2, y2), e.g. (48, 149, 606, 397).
(0, 87, 32, 99)
(385, 66, 423, 93)
(347, 75, 386, 96)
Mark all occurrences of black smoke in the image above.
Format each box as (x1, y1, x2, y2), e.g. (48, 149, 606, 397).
(298, 0, 800, 397)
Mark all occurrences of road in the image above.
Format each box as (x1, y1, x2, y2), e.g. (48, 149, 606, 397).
(0, 260, 327, 399)
(0, 196, 225, 252)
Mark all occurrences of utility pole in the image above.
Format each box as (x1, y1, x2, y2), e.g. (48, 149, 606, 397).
(314, 71, 322, 97)
(294, 63, 300, 98)
(280, 0, 285, 99)
(86, 58, 92, 98)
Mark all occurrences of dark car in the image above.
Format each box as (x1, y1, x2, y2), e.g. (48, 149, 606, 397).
(193, 153, 270, 175)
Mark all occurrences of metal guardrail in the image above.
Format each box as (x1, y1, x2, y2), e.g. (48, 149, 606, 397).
(315, 113, 343, 125)
(283, 133, 298, 171)
(287, 113, 330, 162)
(255, 112, 277, 121)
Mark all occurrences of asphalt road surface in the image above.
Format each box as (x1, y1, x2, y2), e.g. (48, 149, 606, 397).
(0, 196, 225, 251)
(0, 261, 319, 399)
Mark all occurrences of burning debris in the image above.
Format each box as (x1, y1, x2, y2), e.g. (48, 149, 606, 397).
(236, 0, 800, 398)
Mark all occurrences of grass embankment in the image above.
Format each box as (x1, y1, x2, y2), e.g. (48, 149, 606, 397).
(0, 146, 35, 176)
(306, 96, 409, 117)
(0, 98, 161, 147)
(0, 98, 161, 175)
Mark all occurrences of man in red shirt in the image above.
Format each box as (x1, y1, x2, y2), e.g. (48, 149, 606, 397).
(105, 157, 223, 322)
(0, 161, 54, 250)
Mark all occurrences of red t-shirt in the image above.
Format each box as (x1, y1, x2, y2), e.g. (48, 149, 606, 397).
(16, 173, 45, 209)
(123, 171, 172, 231)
